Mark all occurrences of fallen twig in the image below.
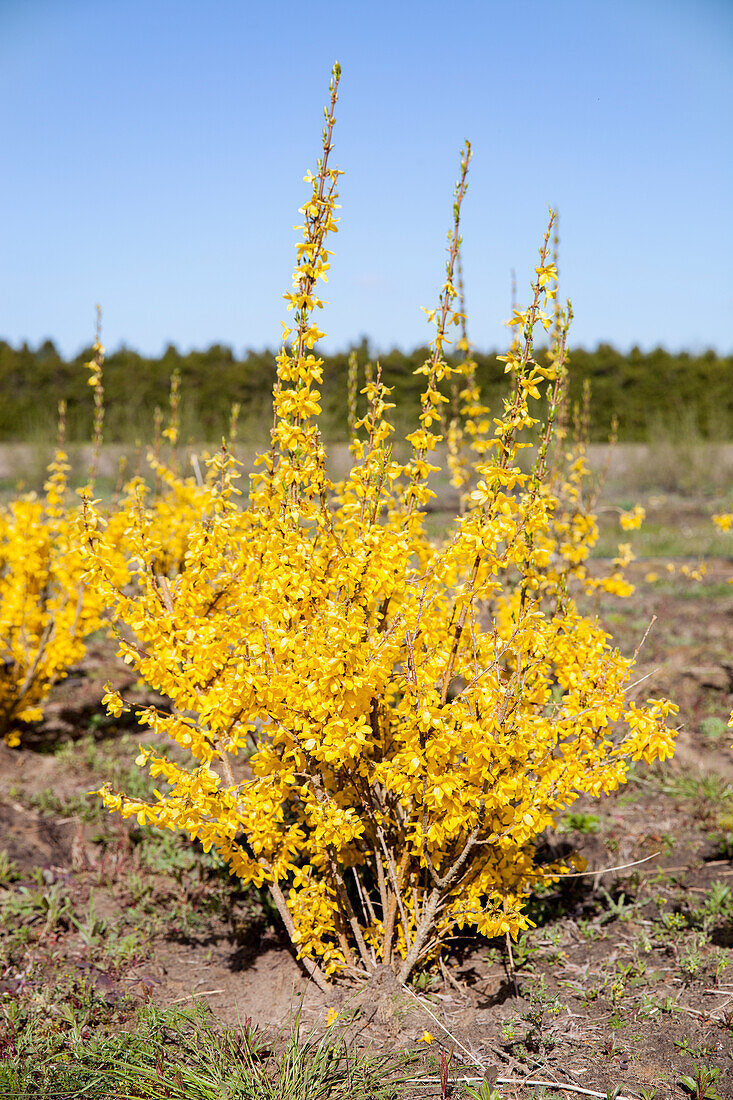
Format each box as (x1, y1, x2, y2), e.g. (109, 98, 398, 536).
(544, 850, 660, 880)
(171, 989, 225, 1003)
(408, 1076, 639, 1100)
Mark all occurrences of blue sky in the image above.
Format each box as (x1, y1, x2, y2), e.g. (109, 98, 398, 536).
(1, 0, 731, 358)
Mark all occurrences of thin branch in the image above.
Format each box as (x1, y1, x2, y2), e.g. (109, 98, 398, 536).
(536, 850, 660, 881)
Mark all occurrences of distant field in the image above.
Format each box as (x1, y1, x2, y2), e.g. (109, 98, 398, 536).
(2, 437, 732, 514)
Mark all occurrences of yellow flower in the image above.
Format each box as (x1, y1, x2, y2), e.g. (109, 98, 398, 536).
(420, 1031, 435, 1044)
(620, 505, 645, 531)
(101, 684, 127, 718)
(325, 1007, 339, 1027)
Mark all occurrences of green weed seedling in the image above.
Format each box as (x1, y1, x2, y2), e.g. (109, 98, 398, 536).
(410, 969, 439, 994)
(700, 716, 731, 743)
(632, 929, 653, 955)
(575, 917, 605, 942)
(103, 928, 145, 965)
(697, 881, 733, 928)
(463, 1080, 502, 1100)
(659, 909, 687, 933)
(599, 887, 637, 925)
(712, 948, 729, 982)
(29, 786, 104, 824)
(2, 880, 71, 935)
(557, 812, 601, 835)
(580, 976, 608, 1004)
(500, 1019, 518, 1043)
(0, 851, 20, 885)
(639, 991, 680, 1019)
(679, 1064, 723, 1100)
(658, 832, 676, 855)
(678, 933, 707, 980)
(675, 1037, 703, 1057)
(660, 773, 733, 815)
(510, 931, 537, 970)
(520, 975, 565, 1055)
(607, 1012, 627, 1031)
(709, 832, 733, 860)
(70, 889, 108, 949)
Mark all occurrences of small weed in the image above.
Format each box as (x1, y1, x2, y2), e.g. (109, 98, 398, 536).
(700, 716, 731, 742)
(654, 771, 733, 817)
(500, 1020, 517, 1043)
(539, 925, 564, 948)
(686, 881, 733, 934)
(0, 851, 20, 886)
(463, 1081, 502, 1100)
(509, 931, 537, 971)
(29, 787, 105, 824)
(557, 812, 601, 835)
(519, 974, 565, 1055)
(0, 881, 71, 935)
(675, 1037, 703, 1057)
(659, 909, 687, 932)
(708, 832, 733, 860)
(639, 991, 680, 1019)
(410, 970, 439, 994)
(70, 890, 108, 949)
(104, 929, 146, 965)
(712, 948, 729, 981)
(575, 917, 605, 941)
(632, 929, 653, 955)
(678, 1064, 723, 1100)
(599, 887, 636, 925)
(678, 933, 707, 980)
(659, 832, 676, 854)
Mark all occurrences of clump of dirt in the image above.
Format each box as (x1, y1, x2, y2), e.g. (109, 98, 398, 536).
(0, 801, 75, 872)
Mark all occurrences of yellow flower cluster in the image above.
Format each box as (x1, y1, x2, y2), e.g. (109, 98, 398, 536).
(0, 446, 104, 746)
(80, 68, 678, 988)
(619, 504, 645, 531)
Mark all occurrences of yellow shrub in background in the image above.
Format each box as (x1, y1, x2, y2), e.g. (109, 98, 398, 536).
(98, 366, 220, 594)
(0, 419, 104, 746)
(82, 67, 677, 988)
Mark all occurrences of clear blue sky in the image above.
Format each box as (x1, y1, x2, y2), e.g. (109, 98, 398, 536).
(1, 0, 731, 359)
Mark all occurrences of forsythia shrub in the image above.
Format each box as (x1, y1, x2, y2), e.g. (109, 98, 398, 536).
(0, 411, 104, 746)
(82, 67, 677, 988)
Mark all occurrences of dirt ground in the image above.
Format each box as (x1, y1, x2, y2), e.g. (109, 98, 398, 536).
(1, 555, 733, 1098)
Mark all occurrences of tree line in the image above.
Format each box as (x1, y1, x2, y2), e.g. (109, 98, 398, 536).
(1, 337, 731, 443)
